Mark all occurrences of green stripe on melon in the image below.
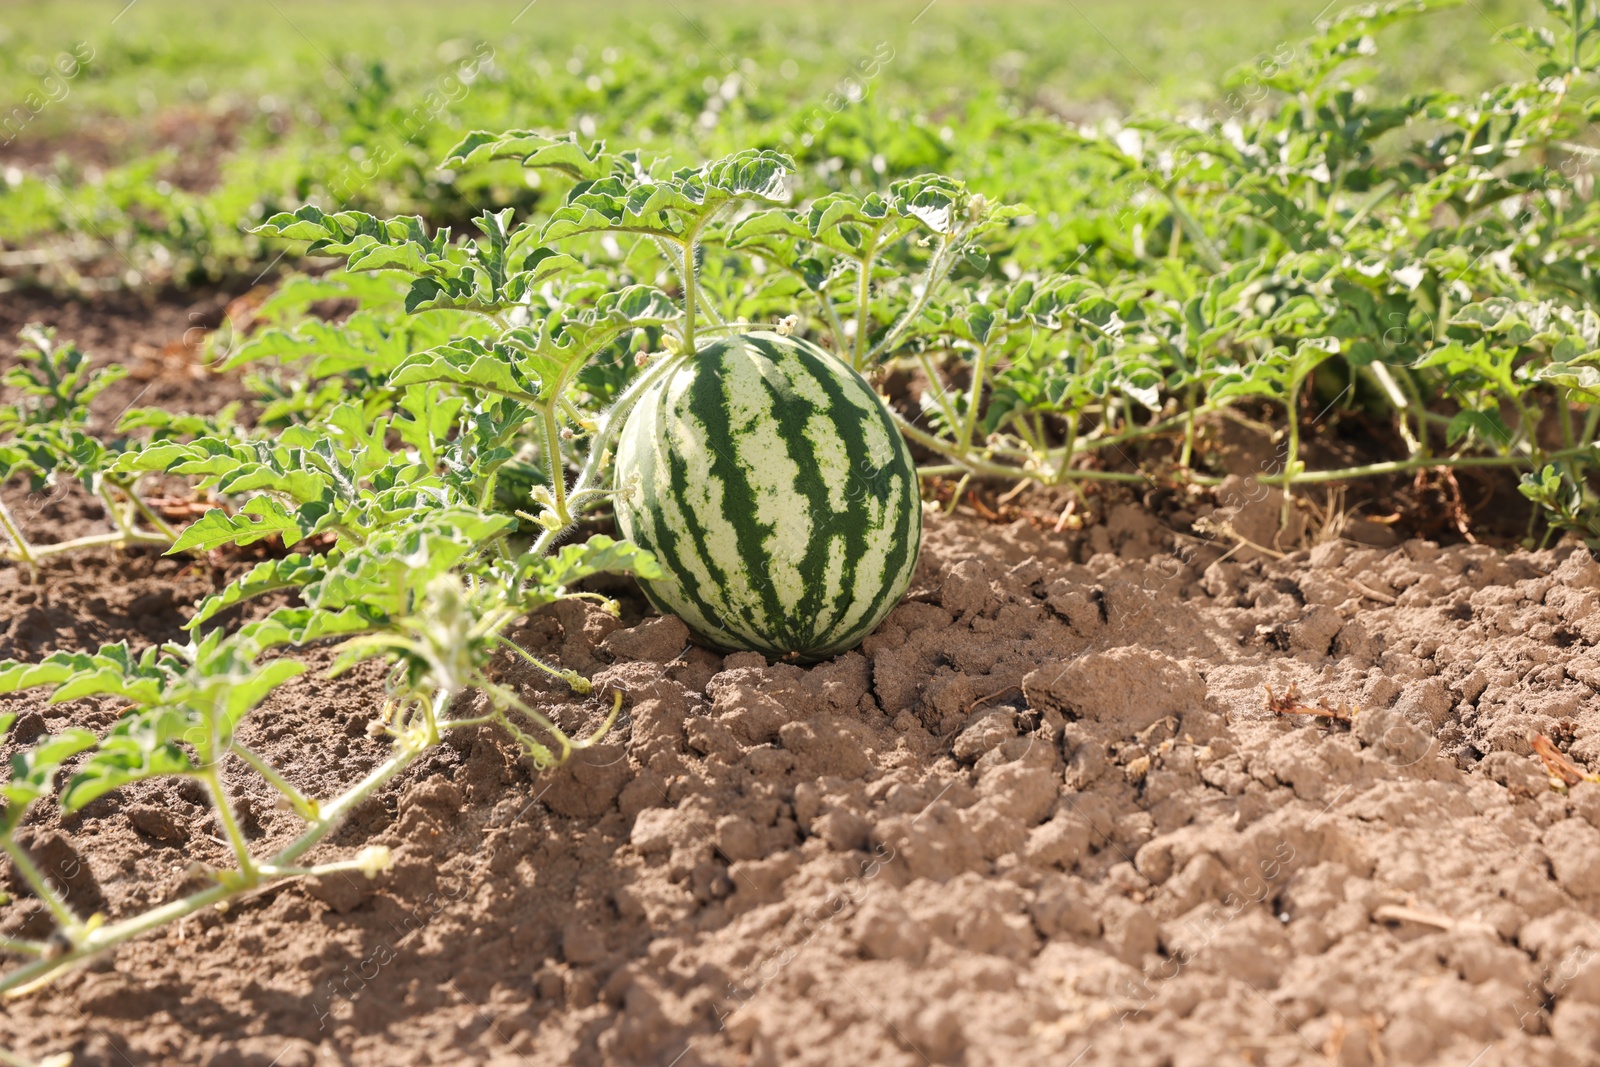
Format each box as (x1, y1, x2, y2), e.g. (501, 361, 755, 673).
(613, 330, 922, 661)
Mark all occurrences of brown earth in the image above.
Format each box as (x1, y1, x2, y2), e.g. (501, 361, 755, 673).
(0, 295, 1598, 1067)
(0, 107, 244, 189)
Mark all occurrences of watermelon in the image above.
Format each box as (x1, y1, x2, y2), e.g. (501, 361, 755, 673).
(613, 331, 922, 661)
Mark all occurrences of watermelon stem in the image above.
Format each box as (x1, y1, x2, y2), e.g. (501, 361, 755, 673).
(0, 498, 36, 582)
(851, 228, 884, 371)
(914, 349, 963, 435)
(0, 835, 80, 937)
(540, 400, 570, 528)
(530, 350, 688, 557)
(895, 412, 1159, 485)
(478, 681, 624, 763)
(0, 730, 430, 997)
(944, 472, 972, 513)
(565, 485, 628, 514)
(957, 341, 993, 457)
(679, 221, 706, 352)
(1054, 411, 1080, 484)
(868, 231, 960, 362)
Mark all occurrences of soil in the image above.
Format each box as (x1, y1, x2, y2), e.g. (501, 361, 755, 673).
(1, 107, 244, 193)
(0, 285, 252, 430)
(1, 294, 1599, 1067)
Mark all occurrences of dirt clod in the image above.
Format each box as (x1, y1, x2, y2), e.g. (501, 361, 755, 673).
(124, 804, 190, 844)
(1024, 647, 1207, 733)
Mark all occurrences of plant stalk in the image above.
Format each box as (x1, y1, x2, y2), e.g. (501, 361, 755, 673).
(0, 935, 44, 959)
(95, 484, 135, 540)
(259, 714, 435, 874)
(957, 343, 993, 458)
(0, 838, 79, 937)
(895, 412, 1157, 484)
(867, 233, 960, 362)
(1159, 187, 1226, 272)
(20, 529, 170, 559)
(541, 403, 569, 525)
(1281, 446, 1596, 485)
(681, 226, 701, 353)
(118, 483, 179, 542)
(1180, 383, 1198, 469)
(494, 636, 590, 693)
(230, 743, 319, 821)
(0, 705, 438, 996)
(0, 499, 37, 581)
(852, 232, 882, 371)
(914, 350, 963, 435)
(530, 350, 688, 557)
(200, 769, 257, 881)
(1280, 370, 1307, 531)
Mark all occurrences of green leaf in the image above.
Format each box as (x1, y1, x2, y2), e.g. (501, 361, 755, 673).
(543, 149, 793, 243)
(399, 284, 680, 405)
(5, 325, 127, 427)
(0, 654, 84, 694)
(61, 712, 195, 814)
(0, 645, 168, 705)
(252, 207, 450, 263)
(221, 659, 306, 729)
(507, 534, 662, 611)
(403, 249, 579, 314)
(1538, 362, 1600, 403)
(4, 729, 97, 828)
(1446, 409, 1512, 447)
(889, 174, 968, 235)
(389, 340, 543, 401)
(188, 554, 327, 628)
(728, 208, 813, 244)
(394, 385, 466, 468)
(169, 500, 321, 553)
(441, 130, 610, 180)
(233, 606, 381, 656)
(304, 512, 513, 616)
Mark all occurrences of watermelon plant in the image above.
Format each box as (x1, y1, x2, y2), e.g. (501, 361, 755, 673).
(0, 327, 185, 575)
(0, 525, 649, 994)
(0, 279, 668, 994)
(217, 0, 1600, 581)
(234, 137, 1021, 654)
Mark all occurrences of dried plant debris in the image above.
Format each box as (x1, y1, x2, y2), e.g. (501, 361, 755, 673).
(1265, 682, 1357, 727)
(1531, 732, 1599, 790)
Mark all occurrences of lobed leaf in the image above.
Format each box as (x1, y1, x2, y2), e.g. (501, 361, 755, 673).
(4, 728, 98, 829)
(188, 554, 328, 629)
(61, 710, 196, 814)
(169, 499, 329, 553)
(441, 130, 610, 180)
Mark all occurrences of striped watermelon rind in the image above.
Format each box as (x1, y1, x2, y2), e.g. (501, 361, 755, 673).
(613, 331, 921, 661)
